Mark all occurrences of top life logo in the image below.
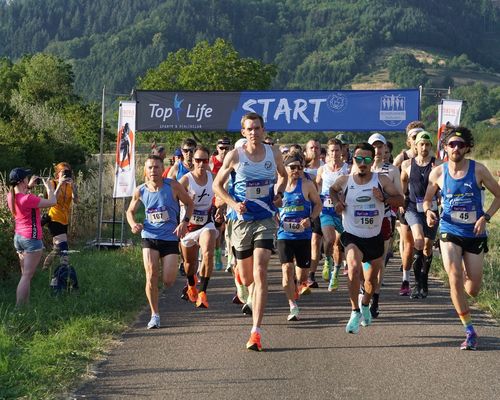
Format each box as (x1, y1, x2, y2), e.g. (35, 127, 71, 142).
(149, 94, 213, 122)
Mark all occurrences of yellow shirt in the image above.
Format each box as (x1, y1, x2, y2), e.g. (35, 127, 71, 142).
(48, 180, 74, 225)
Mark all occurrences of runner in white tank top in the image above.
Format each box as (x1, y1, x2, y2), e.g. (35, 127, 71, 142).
(329, 142, 403, 335)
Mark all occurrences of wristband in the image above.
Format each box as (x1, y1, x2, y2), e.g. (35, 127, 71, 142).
(483, 213, 491, 223)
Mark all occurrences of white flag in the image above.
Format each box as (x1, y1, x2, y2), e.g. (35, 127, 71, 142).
(113, 101, 136, 198)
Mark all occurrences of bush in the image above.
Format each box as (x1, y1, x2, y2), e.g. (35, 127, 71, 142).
(0, 176, 17, 280)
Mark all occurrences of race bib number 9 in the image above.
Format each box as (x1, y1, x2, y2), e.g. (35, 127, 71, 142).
(246, 179, 271, 199)
(450, 205, 477, 224)
(282, 217, 304, 233)
(354, 210, 379, 228)
(146, 206, 170, 224)
(190, 209, 209, 225)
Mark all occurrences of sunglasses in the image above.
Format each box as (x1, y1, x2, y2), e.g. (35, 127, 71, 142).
(182, 148, 194, 153)
(288, 165, 303, 171)
(354, 156, 373, 164)
(447, 140, 467, 149)
(218, 146, 229, 150)
(194, 158, 209, 164)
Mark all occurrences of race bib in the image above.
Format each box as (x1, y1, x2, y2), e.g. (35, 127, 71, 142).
(354, 209, 379, 228)
(282, 217, 304, 233)
(190, 209, 209, 225)
(323, 195, 334, 208)
(146, 206, 170, 224)
(450, 205, 477, 224)
(416, 197, 438, 213)
(245, 179, 271, 199)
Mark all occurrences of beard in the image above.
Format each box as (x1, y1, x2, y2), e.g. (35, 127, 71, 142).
(449, 151, 465, 162)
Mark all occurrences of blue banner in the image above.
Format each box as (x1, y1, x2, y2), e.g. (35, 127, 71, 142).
(135, 89, 420, 132)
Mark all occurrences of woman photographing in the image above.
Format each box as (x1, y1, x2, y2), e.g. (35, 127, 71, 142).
(7, 167, 56, 306)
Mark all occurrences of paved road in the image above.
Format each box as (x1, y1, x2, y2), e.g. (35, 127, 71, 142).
(74, 255, 499, 400)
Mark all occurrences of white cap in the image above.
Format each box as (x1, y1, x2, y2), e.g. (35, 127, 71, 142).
(234, 138, 247, 149)
(368, 133, 387, 145)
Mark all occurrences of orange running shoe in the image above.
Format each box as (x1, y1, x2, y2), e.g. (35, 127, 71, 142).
(246, 332, 263, 351)
(187, 285, 198, 303)
(196, 291, 209, 308)
(299, 283, 311, 296)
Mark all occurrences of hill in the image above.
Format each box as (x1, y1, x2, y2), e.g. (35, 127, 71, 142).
(1, 0, 500, 100)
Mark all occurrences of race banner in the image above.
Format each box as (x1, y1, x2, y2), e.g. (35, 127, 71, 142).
(136, 89, 420, 132)
(437, 99, 463, 159)
(113, 101, 136, 198)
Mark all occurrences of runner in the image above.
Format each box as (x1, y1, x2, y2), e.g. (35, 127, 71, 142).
(278, 152, 322, 321)
(167, 138, 197, 180)
(316, 138, 349, 291)
(178, 146, 219, 308)
(366, 133, 403, 318)
(394, 121, 425, 296)
(213, 112, 287, 351)
(424, 126, 500, 350)
(329, 142, 403, 334)
(303, 139, 324, 288)
(401, 131, 441, 299)
(126, 155, 194, 329)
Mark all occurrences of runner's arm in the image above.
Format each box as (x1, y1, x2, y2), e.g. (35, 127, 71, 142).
(423, 166, 442, 227)
(329, 175, 348, 213)
(273, 146, 288, 198)
(126, 187, 143, 234)
(167, 162, 178, 179)
(212, 149, 241, 212)
(379, 175, 404, 208)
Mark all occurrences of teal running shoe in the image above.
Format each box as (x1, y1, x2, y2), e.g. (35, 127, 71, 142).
(345, 310, 361, 334)
(361, 304, 372, 327)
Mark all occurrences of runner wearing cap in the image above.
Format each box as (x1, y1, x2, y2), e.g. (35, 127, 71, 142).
(424, 126, 500, 350)
(335, 133, 352, 165)
(167, 138, 197, 181)
(401, 131, 441, 299)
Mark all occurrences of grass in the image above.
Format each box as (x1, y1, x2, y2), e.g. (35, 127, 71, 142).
(0, 246, 146, 399)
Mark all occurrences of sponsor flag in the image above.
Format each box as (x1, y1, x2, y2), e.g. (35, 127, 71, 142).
(437, 99, 463, 160)
(113, 101, 136, 198)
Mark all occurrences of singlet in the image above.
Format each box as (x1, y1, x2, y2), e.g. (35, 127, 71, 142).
(230, 145, 276, 221)
(440, 160, 485, 238)
(48, 180, 73, 225)
(277, 178, 312, 240)
(139, 179, 179, 241)
(8, 193, 42, 239)
(211, 155, 223, 175)
(408, 157, 438, 213)
(304, 160, 324, 178)
(176, 161, 191, 181)
(184, 172, 214, 232)
(342, 173, 385, 238)
(372, 162, 395, 217)
(320, 163, 349, 216)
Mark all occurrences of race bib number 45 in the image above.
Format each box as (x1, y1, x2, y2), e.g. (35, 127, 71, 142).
(450, 205, 477, 224)
(246, 179, 271, 199)
(146, 206, 170, 224)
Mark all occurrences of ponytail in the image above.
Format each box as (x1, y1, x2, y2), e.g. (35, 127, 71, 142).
(9, 185, 16, 217)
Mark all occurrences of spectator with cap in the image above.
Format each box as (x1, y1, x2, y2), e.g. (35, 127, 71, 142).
(7, 168, 56, 306)
(210, 137, 231, 175)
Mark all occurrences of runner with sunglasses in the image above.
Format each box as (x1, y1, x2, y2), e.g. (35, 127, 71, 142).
(278, 152, 322, 321)
(167, 138, 197, 181)
(424, 127, 500, 350)
(329, 143, 403, 334)
(316, 138, 350, 291)
(178, 146, 219, 308)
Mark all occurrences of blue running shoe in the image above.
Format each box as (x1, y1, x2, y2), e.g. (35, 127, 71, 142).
(361, 304, 372, 327)
(460, 332, 478, 350)
(147, 314, 160, 329)
(346, 310, 361, 334)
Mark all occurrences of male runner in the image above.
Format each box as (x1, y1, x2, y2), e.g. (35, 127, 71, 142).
(424, 127, 500, 350)
(330, 143, 403, 334)
(167, 138, 197, 180)
(213, 112, 287, 351)
(401, 131, 441, 299)
(126, 155, 194, 329)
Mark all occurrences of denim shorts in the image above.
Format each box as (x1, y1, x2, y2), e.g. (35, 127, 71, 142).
(14, 234, 43, 253)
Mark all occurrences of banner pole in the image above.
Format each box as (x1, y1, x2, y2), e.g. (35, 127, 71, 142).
(96, 85, 106, 250)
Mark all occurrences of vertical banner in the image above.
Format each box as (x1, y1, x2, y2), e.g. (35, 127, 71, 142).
(113, 101, 136, 198)
(437, 99, 463, 159)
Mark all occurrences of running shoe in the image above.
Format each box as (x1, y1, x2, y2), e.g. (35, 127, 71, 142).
(299, 283, 312, 296)
(307, 278, 319, 288)
(370, 303, 379, 319)
(399, 280, 411, 296)
(232, 293, 243, 304)
(361, 305, 372, 327)
(345, 310, 361, 334)
(322, 259, 332, 282)
(421, 288, 428, 299)
(235, 271, 249, 304)
(225, 263, 233, 273)
(460, 332, 478, 351)
(242, 303, 253, 316)
(180, 284, 189, 301)
(342, 264, 349, 276)
(186, 285, 198, 303)
(410, 286, 422, 299)
(328, 267, 340, 292)
(147, 314, 160, 329)
(196, 291, 209, 308)
(287, 306, 300, 321)
(246, 332, 263, 351)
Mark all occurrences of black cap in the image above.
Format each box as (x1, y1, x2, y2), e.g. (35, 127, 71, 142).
(9, 167, 32, 185)
(217, 137, 231, 145)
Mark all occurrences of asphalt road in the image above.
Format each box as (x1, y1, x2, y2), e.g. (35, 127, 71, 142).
(74, 255, 499, 400)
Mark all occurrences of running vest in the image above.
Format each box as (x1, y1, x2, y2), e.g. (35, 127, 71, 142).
(320, 162, 349, 216)
(278, 178, 312, 240)
(211, 155, 223, 175)
(342, 173, 385, 238)
(408, 157, 438, 213)
(372, 162, 394, 217)
(304, 160, 324, 178)
(176, 161, 191, 181)
(231, 145, 276, 221)
(440, 160, 485, 238)
(184, 172, 214, 231)
(139, 179, 179, 241)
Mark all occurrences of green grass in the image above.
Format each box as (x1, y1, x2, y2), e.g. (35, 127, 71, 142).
(0, 246, 146, 399)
